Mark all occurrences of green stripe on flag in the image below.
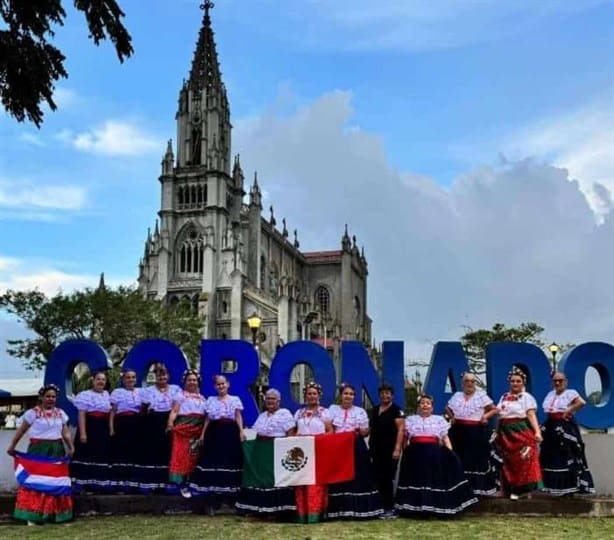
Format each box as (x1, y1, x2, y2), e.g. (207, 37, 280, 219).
(242, 439, 275, 488)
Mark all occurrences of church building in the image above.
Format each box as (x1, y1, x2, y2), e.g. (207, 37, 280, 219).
(137, 3, 371, 369)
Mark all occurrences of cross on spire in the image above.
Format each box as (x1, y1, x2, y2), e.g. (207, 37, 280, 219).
(200, 1, 214, 17)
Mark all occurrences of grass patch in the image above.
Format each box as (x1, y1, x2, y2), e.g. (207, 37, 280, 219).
(1, 515, 613, 539)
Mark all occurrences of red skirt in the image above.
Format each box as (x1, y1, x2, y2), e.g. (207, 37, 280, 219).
(169, 415, 204, 484)
(497, 418, 543, 494)
(295, 484, 328, 523)
(14, 439, 73, 524)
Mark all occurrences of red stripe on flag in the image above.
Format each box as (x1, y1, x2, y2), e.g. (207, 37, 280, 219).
(314, 431, 355, 485)
(15, 456, 69, 478)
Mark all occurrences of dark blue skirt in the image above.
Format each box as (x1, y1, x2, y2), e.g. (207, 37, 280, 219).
(327, 435, 384, 519)
(448, 422, 497, 496)
(132, 411, 174, 493)
(71, 414, 113, 492)
(395, 442, 478, 515)
(540, 417, 595, 495)
(236, 485, 296, 518)
(189, 420, 243, 500)
(110, 413, 145, 491)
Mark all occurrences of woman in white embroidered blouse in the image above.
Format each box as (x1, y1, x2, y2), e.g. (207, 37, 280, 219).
(294, 381, 332, 523)
(327, 383, 384, 520)
(7, 384, 74, 525)
(540, 371, 594, 495)
(395, 394, 477, 516)
(190, 374, 245, 511)
(493, 366, 542, 499)
(109, 369, 144, 492)
(236, 388, 296, 519)
(445, 372, 498, 496)
(71, 371, 112, 493)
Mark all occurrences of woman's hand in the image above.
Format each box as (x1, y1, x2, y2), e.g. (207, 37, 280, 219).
(534, 431, 543, 443)
(66, 446, 75, 458)
(392, 446, 401, 460)
(109, 428, 115, 437)
(239, 430, 247, 442)
(80, 434, 87, 444)
(6, 446, 15, 456)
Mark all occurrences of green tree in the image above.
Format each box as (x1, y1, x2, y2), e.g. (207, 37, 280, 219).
(0, 285, 203, 370)
(460, 322, 546, 374)
(0, 0, 133, 127)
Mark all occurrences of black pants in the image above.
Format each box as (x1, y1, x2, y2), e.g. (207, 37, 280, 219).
(372, 452, 398, 510)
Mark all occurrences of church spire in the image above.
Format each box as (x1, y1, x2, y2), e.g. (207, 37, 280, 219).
(189, 1, 224, 98)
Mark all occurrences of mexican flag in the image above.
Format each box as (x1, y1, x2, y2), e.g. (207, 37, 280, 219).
(242, 432, 355, 487)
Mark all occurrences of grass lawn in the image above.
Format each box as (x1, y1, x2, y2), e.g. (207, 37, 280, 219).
(1, 515, 614, 539)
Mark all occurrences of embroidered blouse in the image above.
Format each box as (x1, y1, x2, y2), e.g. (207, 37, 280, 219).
(405, 414, 449, 440)
(175, 391, 207, 416)
(329, 404, 369, 433)
(447, 390, 494, 421)
(205, 395, 243, 420)
(497, 392, 537, 419)
(73, 390, 111, 413)
(542, 389, 581, 413)
(294, 406, 331, 435)
(110, 387, 144, 414)
(143, 384, 182, 412)
(22, 407, 68, 440)
(252, 408, 295, 437)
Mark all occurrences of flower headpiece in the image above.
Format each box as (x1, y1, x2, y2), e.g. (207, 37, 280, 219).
(182, 368, 201, 385)
(507, 366, 527, 383)
(304, 381, 323, 396)
(38, 383, 60, 397)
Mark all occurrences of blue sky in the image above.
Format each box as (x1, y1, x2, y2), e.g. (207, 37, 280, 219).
(1, 0, 613, 379)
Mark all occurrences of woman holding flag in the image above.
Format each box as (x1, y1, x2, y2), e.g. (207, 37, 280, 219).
(293, 381, 332, 524)
(6, 384, 74, 525)
(167, 369, 207, 498)
(236, 388, 296, 519)
(327, 383, 384, 519)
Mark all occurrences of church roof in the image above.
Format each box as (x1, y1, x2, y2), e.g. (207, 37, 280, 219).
(303, 250, 343, 264)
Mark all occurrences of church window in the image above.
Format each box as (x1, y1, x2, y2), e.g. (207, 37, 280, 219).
(177, 226, 205, 275)
(197, 185, 204, 207)
(191, 185, 197, 208)
(222, 300, 228, 314)
(315, 286, 330, 315)
(178, 187, 184, 209)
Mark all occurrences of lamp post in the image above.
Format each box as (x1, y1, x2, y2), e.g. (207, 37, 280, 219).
(247, 312, 262, 346)
(414, 370, 422, 395)
(247, 312, 264, 406)
(549, 342, 560, 371)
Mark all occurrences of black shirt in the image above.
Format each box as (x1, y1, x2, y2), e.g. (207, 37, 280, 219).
(369, 403, 404, 455)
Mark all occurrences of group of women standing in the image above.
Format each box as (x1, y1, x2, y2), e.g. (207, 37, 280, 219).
(5, 364, 595, 525)
(446, 367, 595, 500)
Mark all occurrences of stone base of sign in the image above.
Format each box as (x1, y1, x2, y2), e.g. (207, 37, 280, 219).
(0, 493, 613, 522)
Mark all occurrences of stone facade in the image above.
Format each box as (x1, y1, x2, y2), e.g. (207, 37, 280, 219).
(137, 5, 371, 368)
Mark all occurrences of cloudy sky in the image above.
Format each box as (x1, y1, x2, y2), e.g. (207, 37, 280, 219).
(1, 0, 613, 378)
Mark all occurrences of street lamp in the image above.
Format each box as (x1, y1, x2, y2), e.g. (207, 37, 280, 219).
(549, 342, 560, 371)
(414, 370, 422, 395)
(247, 312, 262, 346)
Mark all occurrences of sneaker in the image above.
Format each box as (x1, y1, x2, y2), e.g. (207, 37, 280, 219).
(379, 510, 398, 520)
(510, 493, 519, 500)
(180, 487, 192, 499)
(27, 520, 37, 526)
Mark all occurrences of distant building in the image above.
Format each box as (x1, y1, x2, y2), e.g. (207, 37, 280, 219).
(138, 4, 371, 368)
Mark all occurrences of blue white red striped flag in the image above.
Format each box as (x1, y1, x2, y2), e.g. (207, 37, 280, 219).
(13, 451, 72, 496)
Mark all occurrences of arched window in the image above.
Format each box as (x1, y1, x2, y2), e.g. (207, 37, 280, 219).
(177, 186, 184, 209)
(176, 226, 205, 275)
(190, 186, 197, 208)
(315, 286, 330, 315)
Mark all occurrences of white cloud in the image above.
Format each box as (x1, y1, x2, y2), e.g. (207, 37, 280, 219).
(0, 256, 135, 296)
(235, 0, 612, 52)
(18, 133, 45, 147)
(234, 91, 614, 358)
(0, 178, 87, 211)
(62, 120, 159, 156)
(53, 87, 79, 109)
(503, 90, 614, 218)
